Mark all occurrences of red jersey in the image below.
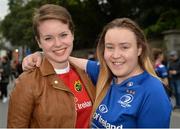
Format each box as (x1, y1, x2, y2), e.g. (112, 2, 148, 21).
(58, 68, 92, 128)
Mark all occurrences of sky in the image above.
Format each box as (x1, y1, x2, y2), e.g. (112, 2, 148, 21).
(0, 0, 9, 20)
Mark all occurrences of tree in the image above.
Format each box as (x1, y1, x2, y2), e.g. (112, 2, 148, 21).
(1, 0, 106, 50)
(1, 0, 38, 50)
(0, 0, 180, 50)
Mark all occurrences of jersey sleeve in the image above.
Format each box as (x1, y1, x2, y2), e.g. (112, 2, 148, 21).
(86, 60, 100, 85)
(137, 80, 172, 128)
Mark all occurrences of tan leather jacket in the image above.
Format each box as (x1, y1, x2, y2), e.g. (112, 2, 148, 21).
(8, 57, 95, 128)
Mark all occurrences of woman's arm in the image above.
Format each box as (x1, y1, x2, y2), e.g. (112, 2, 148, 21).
(22, 52, 89, 71)
(8, 77, 34, 127)
(69, 56, 88, 71)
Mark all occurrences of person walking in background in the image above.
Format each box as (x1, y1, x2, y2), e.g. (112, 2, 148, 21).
(168, 50, 180, 109)
(10, 60, 23, 79)
(0, 56, 11, 103)
(22, 18, 172, 128)
(8, 4, 95, 128)
(152, 48, 171, 96)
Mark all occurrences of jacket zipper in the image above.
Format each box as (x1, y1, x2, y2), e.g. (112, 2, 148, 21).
(53, 85, 77, 127)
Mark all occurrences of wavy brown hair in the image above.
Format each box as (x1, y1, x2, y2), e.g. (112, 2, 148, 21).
(92, 18, 158, 117)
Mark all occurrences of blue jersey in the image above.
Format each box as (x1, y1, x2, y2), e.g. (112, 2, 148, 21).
(87, 61, 172, 128)
(155, 64, 168, 78)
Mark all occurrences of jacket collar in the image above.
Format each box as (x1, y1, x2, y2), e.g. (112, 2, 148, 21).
(39, 57, 83, 76)
(39, 57, 72, 92)
(39, 57, 95, 102)
(39, 57, 56, 76)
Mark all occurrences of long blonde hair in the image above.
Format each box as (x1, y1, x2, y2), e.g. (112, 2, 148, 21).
(92, 18, 158, 117)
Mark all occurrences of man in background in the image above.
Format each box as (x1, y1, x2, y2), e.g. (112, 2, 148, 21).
(168, 50, 180, 109)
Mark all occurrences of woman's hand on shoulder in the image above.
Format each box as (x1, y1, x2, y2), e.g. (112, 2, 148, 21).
(22, 51, 43, 71)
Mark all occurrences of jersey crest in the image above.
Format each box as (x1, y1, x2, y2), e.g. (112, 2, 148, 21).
(74, 80, 82, 92)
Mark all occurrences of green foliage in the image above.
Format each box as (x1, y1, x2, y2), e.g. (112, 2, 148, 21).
(67, 0, 106, 49)
(1, 0, 38, 50)
(145, 9, 180, 37)
(0, 0, 106, 51)
(0, 0, 180, 51)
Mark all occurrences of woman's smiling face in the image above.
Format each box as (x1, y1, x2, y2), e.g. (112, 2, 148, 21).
(37, 19, 74, 69)
(104, 27, 142, 83)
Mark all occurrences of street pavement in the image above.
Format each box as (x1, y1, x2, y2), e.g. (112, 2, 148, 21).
(0, 99, 8, 127)
(171, 109, 180, 128)
(1, 79, 180, 128)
